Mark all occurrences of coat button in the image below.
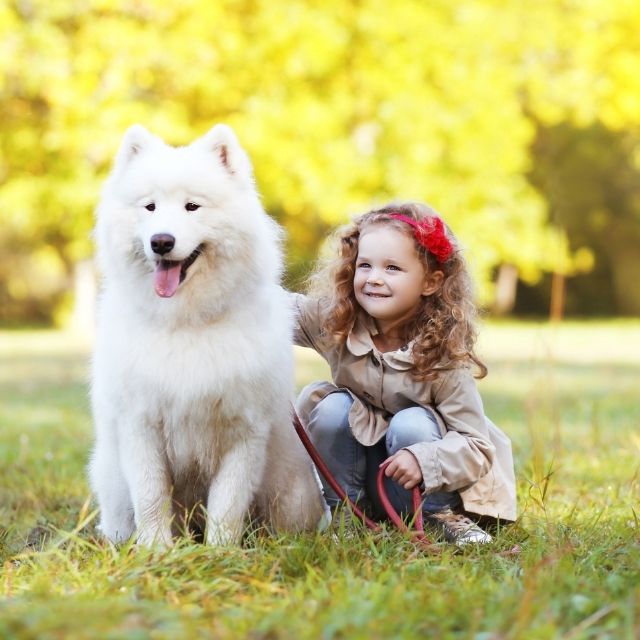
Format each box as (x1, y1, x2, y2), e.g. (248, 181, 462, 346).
(401, 345, 408, 352)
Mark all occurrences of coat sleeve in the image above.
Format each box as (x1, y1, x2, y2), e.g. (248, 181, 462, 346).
(288, 292, 324, 352)
(404, 368, 496, 495)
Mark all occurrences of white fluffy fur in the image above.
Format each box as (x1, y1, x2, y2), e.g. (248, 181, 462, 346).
(89, 124, 327, 546)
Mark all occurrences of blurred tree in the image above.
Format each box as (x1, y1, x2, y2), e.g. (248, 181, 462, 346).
(0, 0, 638, 323)
(528, 122, 640, 315)
(518, 0, 640, 316)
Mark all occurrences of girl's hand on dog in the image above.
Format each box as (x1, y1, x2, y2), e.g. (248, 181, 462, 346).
(381, 450, 423, 490)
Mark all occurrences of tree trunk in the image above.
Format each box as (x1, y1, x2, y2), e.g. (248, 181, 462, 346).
(609, 239, 640, 315)
(493, 263, 518, 316)
(550, 272, 566, 322)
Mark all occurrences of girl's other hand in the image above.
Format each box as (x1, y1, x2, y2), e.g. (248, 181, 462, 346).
(381, 450, 423, 490)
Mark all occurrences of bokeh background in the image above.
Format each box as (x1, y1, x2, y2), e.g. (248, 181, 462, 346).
(2, 4, 640, 634)
(1, 0, 639, 326)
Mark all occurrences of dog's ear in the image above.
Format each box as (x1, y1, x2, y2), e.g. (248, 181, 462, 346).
(114, 124, 162, 170)
(198, 124, 254, 183)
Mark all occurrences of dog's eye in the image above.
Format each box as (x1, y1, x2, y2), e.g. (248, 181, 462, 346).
(145, 203, 156, 212)
(185, 202, 200, 212)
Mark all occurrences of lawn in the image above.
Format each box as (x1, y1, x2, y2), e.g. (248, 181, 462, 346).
(0, 321, 638, 639)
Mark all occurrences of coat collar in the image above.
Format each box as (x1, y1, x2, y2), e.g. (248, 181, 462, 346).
(345, 312, 377, 356)
(345, 312, 415, 370)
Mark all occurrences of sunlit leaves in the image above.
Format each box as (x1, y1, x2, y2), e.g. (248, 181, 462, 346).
(0, 0, 638, 319)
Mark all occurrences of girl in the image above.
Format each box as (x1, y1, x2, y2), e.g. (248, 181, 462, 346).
(292, 202, 516, 545)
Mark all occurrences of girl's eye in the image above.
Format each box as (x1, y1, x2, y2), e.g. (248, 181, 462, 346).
(357, 262, 371, 269)
(185, 202, 200, 212)
(387, 265, 401, 271)
(144, 202, 156, 212)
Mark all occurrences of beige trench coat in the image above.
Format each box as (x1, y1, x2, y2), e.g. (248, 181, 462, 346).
(292, 294, 517, 522)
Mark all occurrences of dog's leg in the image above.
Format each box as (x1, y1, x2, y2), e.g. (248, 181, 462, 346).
(119, 421, 174, 547)
(89, 429, 135, 543)
(205, 436, 266, 545)
(258, 414, 330, 532)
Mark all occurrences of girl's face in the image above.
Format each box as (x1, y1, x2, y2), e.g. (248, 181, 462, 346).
(353, 226, 442, 335)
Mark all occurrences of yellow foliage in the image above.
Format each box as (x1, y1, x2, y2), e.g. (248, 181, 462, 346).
(0, 0, 638, 319)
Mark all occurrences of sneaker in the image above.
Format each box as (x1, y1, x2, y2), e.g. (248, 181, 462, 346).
(424, 508, 493, 546)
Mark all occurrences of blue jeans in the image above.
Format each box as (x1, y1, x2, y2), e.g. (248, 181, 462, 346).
(306, 391, 461, 517)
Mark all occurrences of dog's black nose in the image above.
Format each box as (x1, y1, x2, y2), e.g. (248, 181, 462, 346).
(150, 234, 175, 256)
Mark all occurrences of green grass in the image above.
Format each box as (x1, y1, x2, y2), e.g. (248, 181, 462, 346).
(1, 322, 639, 639)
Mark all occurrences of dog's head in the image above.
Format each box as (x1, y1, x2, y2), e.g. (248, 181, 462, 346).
(95, 125, 282, 314)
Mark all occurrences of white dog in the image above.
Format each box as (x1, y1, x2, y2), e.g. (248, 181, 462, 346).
(89, 124, 327, 546)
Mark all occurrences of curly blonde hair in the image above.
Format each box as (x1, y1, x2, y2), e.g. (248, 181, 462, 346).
(308, 202, 487, 380)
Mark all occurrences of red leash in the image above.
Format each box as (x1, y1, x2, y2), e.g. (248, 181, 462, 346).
(293, 410, 431, 545)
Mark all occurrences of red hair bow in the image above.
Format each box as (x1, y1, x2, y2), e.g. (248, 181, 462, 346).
(388, 213, 453, 263)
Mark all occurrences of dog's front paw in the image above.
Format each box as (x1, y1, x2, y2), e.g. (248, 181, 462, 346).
(136, 525, 174, 548)
(206, 520, 242, 546)
(97, 518, 136, 545)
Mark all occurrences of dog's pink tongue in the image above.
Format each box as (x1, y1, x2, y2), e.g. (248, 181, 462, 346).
(154, 261, 182, 298)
